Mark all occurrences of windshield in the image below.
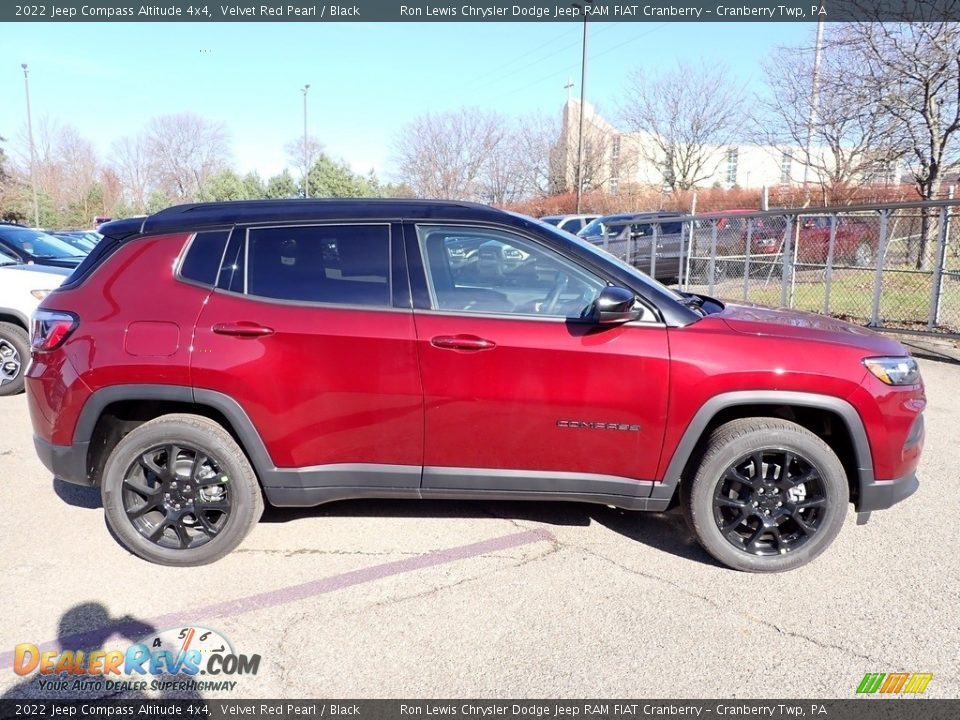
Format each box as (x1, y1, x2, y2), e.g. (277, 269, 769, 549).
(540, 217, 561, 227)
(0, 227, 86, 258)
(578, 217, 609, 237)
(519, 214, 687, 302)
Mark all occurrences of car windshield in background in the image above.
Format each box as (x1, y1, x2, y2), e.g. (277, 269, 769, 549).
(578, 217, 607, 236)
(1, 227, 86, 258)
(540, 217, 562, 227)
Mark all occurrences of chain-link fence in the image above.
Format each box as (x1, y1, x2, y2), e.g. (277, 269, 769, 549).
(590, 199, 960, 336)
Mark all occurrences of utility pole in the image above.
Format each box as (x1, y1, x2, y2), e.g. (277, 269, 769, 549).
(302, 84, 310, 199)
(802, 18, 825, 196)
(573, 1, 593, 213)
(564, 78, 574, 104)
(21, 63, 39, 227)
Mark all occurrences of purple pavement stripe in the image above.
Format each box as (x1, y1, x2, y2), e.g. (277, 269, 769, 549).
(1, 528, 551, 670)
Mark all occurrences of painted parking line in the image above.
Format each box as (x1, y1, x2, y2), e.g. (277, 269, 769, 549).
(0, 528, 552, 670)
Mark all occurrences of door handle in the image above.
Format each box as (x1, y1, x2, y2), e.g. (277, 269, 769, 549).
(212, 322, 275, 337)
(430, 334, 496, 351)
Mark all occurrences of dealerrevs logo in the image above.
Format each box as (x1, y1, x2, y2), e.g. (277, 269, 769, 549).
(13, 626, 259, 693)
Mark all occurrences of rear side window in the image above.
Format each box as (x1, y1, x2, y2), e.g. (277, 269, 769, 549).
(179, 230, 230, 287)
(245, 224, 391, 307)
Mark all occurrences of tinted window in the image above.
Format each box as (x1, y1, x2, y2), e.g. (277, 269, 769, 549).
(563, 218, 585, 233)
(180, 230, 230, 287)
(246, 224, 390, 307)
(417, 225, 605, 319)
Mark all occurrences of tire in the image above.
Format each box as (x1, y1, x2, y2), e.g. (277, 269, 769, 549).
(682, 418, 848, 573)
(0, 322, 30, 397)
(101, 413, 264, 566)
(855, 242, 874, 267)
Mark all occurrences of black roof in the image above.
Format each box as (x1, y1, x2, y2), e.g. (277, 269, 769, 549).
(100, 199, 511, 238)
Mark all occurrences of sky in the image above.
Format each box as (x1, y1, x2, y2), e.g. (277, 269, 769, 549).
(0, 21, 810, 182)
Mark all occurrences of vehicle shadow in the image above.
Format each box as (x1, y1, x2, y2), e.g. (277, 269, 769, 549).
(51, 477, 719, 567)
(52, 477, 101, 509)
(0, 602, 204, 703)
(263, 498, 721, 567)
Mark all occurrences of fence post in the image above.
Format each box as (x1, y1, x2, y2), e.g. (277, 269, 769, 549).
(709, 220, 718, 295)
(780, 215, 793, 307)
(650, 224, 658, 280)
(927, 204, 951, 329)
(869, 210, 889, 327)
(743, 218, 752, 302)
(683, 221, 694, 290)
(824, 214, 837, 315)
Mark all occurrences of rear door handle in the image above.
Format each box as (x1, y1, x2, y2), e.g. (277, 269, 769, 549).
(212, 322, 275, 338)
(430, 334, 496, 351)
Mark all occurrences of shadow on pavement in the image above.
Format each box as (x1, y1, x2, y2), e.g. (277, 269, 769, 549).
(0, 602, 203, 702)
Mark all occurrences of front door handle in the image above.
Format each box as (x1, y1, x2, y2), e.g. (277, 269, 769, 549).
(212, 322, 275, 338)
(430, 334, 496, 351)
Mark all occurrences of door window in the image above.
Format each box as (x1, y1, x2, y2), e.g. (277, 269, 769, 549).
(244, 224, 391, 307)
(417, 225, 605, 319)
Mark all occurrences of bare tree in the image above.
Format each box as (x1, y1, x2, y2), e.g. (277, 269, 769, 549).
(832, 22, 960, 266)
(144, 113, 230, 201)
(513, 112, 566, 197)
(111, 134, 153, 213)
(620, 61, 746, 191)
(284, 135, 324, 195)
(755, 32, 904, 200)
(393, 108, 506, 200)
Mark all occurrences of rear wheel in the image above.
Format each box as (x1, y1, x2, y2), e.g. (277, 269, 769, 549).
(0, 322, 29, 397)
(101, 414, 263, 566)
(682, 418, 848, 572)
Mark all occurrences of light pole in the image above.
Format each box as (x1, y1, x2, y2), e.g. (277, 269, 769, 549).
(21, 63, 39, 227)
(802, 18, 825, 195)
(301, 84, 310, 199)
(572, 1, 593, 213)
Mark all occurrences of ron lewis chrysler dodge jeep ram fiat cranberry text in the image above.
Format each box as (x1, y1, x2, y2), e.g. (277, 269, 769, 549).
(26, 200, 925, 571)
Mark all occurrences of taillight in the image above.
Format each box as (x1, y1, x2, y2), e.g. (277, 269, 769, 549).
(31, 309, 78, 352)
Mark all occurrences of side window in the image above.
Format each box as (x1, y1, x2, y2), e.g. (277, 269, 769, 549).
(245, 224, 390, 307)
(179, 230, 230, 287)
(417, 225, 605, 319)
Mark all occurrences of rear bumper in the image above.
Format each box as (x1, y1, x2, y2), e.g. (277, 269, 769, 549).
(856, 472, 919, 512)
(33, 435, 91, 486)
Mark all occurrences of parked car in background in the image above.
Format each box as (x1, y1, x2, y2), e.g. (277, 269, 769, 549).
(27, 199, 924, 571)
(540, 214, 599, 235)
(582, 212, 687, 284)
(0, 260, 71, 395)
(0, 224, 87, 269)
(576, 213, 636, 243)
(50, 231, 102, 253)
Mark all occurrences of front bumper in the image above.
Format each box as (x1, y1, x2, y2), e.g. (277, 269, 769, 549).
(856, 472, 919, 513)
(34, 435, 91, 486)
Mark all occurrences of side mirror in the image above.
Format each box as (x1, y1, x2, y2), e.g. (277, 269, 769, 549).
(588, 286, 642, 324)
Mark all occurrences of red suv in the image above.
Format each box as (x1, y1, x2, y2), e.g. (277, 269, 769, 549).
(26, 200, 925, 571)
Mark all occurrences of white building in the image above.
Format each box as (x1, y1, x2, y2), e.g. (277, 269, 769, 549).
(555, 99, 898, 193)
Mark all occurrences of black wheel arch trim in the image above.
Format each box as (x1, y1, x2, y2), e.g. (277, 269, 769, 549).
(0, 307, 31, 331)
(656, 391, 876, 509)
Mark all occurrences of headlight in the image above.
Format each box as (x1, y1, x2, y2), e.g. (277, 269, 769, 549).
(31, 289, 54, 300)
(863, 356, 921, 386)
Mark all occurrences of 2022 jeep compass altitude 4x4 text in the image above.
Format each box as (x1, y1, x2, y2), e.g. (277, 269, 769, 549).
(26, 200, 925, 571)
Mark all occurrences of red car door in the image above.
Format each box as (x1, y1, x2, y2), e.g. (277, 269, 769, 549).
(191, 223, 423, 494)
(406, 222, 670, 501)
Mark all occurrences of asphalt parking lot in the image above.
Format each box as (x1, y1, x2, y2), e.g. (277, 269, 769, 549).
(1, 356, 958, 700)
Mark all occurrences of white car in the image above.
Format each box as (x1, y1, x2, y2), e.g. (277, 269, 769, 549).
(0, 261, 71, 395)
(539, 214, 600, 235)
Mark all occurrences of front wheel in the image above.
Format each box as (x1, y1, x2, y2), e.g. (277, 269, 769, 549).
(682, 418, 848, 572)
(101, 414, 264, 566)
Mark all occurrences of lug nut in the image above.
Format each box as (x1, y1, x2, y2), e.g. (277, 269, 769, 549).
(185, 485, 191, 491)
(777, 501, 782, 507)
(758, 488, 764, 494)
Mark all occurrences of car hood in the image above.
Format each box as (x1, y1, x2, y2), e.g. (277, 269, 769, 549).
(717, 302, 907, 355)
(0, 264, 71, 282)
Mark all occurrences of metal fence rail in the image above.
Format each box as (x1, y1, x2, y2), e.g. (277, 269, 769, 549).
(594, 198, 960, 337)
